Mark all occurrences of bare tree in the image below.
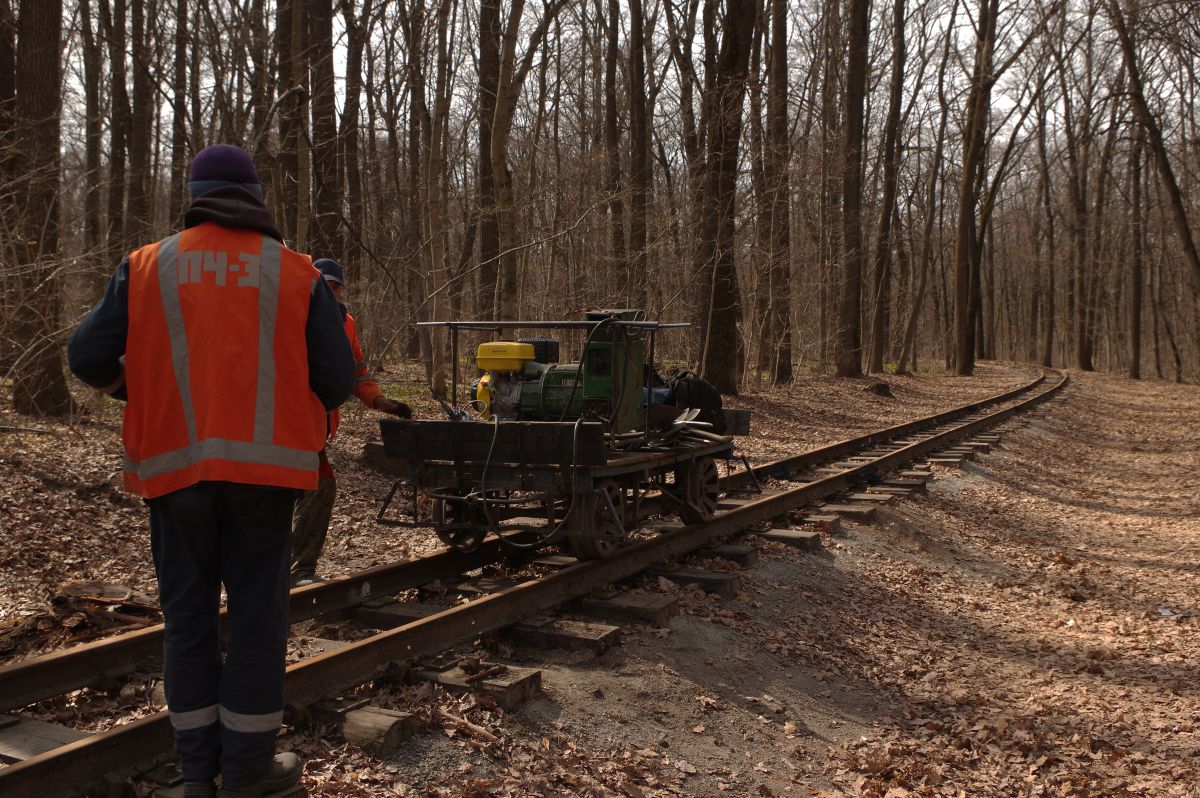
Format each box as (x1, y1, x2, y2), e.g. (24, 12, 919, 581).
(868, 0, 907, 374)
(11, 0, 72, 415)
(835, 0, 870, 378)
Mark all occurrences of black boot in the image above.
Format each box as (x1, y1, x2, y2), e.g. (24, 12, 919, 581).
(217, 752, 302, 797)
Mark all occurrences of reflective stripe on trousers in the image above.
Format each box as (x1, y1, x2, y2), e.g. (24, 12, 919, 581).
(170, 703, 218, 731)
(219, 706, 284, 734)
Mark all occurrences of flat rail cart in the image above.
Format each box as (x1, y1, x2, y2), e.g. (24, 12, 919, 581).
(374, 311, 749, 558)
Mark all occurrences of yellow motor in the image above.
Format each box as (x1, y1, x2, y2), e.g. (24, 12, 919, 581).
(476, 342, 534, 373)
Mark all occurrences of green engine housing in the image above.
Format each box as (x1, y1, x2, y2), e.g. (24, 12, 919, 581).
(477, 311, 647, 433)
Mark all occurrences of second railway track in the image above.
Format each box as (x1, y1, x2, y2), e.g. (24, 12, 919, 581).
(0, 370, 1068, 797)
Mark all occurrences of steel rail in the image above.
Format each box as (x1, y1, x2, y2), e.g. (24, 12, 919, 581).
(723, 370, 1047, 489)
(0, 540, 509, 713)
(0, 372, 1046, 713)
(0, 372, 1066, 797)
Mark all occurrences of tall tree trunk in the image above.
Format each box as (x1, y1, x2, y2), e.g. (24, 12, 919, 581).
(0, 0, 11, 186)
(274, 0, 299, 240)
(340, 0, 369, 262)
(1129, 128, 1144, 378)
(1108, 0, 1200, 291)
(952, 0, 996, 376)
(100, 0, 131, 261)
(292, 0, 310, 248)
(477, 0, 500, 316)
(693, 0, 754, 394)
(491, 0, 562, 319)
(835, 0, 870, 377)
(817, 0, 842, 372)
(403, 0, 455, 397)
(11, 0, 72, 415)
(868, 0, 906, 373)
(79, 0, 105, 284)
(1036, 101, 1056, 367)
(602, 0, 626, 301)
(127, 0, 153, 240)
(309, 0, 341, 256)
(627, 0, 650, 311)
(749, 6, 769, 379)
(766, 0, 792, 383)
(0, 0, 14, 369)
(169, 0, 188, 223)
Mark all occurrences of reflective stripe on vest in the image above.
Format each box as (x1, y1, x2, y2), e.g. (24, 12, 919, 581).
(123, 230, 321, 492)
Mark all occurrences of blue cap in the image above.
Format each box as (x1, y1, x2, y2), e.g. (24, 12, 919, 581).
(313, 258, 344, 285)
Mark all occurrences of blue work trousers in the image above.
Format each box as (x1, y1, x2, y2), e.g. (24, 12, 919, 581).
(149, 481, 295, 788)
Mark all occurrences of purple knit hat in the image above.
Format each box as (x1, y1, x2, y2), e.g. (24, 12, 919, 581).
(188, 144, 263, 200)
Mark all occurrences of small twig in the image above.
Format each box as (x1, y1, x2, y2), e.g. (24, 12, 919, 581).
(436, 708, 498, 742)
(0, 425, 54, 435)
(463, 664, 506, 683)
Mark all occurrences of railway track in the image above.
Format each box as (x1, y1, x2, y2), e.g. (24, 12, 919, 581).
(0, 370, 1067, 797)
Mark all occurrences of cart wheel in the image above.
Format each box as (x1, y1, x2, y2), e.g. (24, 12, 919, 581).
(679, 457, 721, 523)
(431, 494, 488, 553)
(567, 479, 626, 559)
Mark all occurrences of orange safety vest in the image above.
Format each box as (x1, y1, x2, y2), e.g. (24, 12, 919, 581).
(326, 311, 384, 441)
(122, 223, 328, 498)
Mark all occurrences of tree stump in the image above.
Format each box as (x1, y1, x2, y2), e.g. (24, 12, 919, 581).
(862, 380, 893, 397)
(341, 706, 418, 756)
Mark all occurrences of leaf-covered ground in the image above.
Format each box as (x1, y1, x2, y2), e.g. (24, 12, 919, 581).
(279, 369, 1200, 797)
(8, 364, 1193, 797)
(0, 360, 1032, 641)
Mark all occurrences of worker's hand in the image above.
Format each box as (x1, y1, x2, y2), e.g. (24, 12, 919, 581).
(375, 397, 413, 418)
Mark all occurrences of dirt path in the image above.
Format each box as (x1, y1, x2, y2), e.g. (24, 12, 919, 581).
(302, 370, 1197, 797)
(6, 366, 1196, 797)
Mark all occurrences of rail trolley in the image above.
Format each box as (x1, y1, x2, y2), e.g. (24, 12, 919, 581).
(371, 310, 751, 558)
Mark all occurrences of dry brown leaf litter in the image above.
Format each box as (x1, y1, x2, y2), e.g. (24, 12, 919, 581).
(11, 365, 1197, 797)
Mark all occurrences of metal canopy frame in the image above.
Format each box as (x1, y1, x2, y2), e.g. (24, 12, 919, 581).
(417, 317, 689, 421)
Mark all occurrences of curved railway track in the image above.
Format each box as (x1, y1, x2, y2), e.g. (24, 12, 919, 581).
(0, 369, 1068, 797)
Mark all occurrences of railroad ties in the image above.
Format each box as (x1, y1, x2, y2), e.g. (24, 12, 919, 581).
(0, 371, 1068, 797)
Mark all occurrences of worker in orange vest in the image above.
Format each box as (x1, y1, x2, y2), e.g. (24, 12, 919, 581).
(68, 145, 354, 798)
(289, 258, 412, 586)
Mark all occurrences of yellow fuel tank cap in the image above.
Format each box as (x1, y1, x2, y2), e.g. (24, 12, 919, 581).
(477, 342, 535, 372)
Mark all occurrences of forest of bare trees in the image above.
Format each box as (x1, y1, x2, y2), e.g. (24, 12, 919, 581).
(2, 0, 1199, 415)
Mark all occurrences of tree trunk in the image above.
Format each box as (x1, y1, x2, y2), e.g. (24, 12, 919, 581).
(835, 0, 870, 378)
(477, 0, 500, 317)
(690, 0, 754, 394)
(309, 0, 341, 256)
(292, 0, 310, 249)
(100, 0, 131, 261)
(627, 0, 650, 311)
(952, 0, 996, 376)
(1108, 0, 1200, 292)
(817, 0, 841, 373)
(868, 0, 906, 374)
(1032, 99, 1055, 367)
(168, 0, 188, 223)
(340, 0, 370, 262)
(602, 0, 626, 301)
(1129, 128, 1144, 379)
(895, 4, 958, 378)
(274, 0, 299, 240)
(79, 0, 105, 284)
(11, 0, 72, 416)
(765, 0, 792, 383)
(127, 0, 153, 240)
(491, 0, 562, 319)
(749, 7, 769, 379)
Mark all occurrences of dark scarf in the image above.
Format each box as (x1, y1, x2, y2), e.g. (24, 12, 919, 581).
(183, 185, 284, 242)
